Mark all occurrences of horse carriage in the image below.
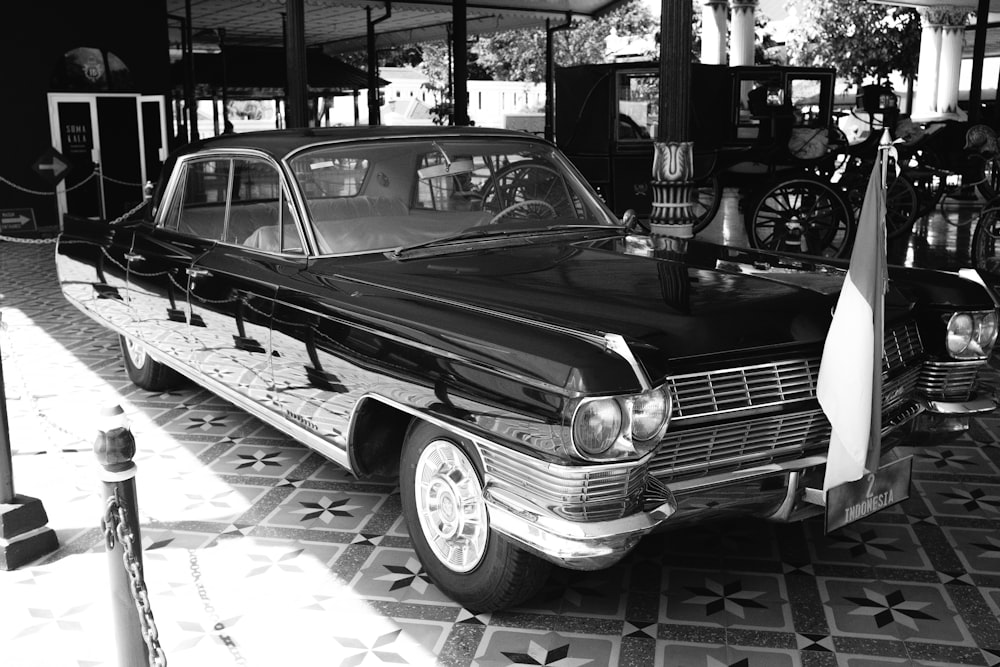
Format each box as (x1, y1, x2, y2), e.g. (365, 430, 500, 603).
(556, 61, 856, 256)
(555, 61, 988, 259)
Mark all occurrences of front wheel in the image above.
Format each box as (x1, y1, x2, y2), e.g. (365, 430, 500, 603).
(399, 421, 550, 612)
(120, 335, 183, 391)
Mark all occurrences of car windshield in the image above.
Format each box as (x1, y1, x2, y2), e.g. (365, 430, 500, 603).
(287, 138, 619, 255)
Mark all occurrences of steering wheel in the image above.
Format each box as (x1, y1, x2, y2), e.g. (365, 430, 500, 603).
(488, 199, 557, 225)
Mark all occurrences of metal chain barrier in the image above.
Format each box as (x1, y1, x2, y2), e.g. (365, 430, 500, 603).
(102, 489, 168, 667)
(0, 196, 148, 245)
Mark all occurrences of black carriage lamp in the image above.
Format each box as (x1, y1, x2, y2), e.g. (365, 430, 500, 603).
(858, 83, 898, 114)
(748, 83, 789, 116)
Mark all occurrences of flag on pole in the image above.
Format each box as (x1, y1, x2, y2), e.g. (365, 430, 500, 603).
(817, 130, 891, 492)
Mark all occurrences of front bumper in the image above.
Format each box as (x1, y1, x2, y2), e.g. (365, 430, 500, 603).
(903, 393, 997, 444)
(483, 455, 826, 570)
(481, 391, 997, 571)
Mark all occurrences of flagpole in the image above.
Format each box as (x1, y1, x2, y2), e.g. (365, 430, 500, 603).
(867, 130, 893, 475)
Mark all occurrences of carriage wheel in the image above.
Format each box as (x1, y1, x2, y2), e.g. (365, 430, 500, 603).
(747, 177, 855, 258)
(975, 157, 1000, 201)
(971, 202, 1000, 276)
(692, 174, 723, 235)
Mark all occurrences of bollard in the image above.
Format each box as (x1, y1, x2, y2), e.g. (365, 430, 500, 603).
(0, 312, 58, 570)
(95, 404, 165, 667)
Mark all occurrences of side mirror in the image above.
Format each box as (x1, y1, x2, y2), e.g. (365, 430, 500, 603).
(622, 209, 649, 233)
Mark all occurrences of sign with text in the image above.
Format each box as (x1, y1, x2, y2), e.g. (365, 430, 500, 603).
(825, 456, 912, 532)
(1, 209, 37, 232)
(58, 101, 94, 158)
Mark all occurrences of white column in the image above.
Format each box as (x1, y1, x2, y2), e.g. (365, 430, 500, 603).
(913, 18, 942, 118)
(700, 0, 728, 65)
(729, 0, 757, 66)
(937, 24, 965, 114)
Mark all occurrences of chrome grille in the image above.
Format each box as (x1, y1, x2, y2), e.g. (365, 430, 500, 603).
(884, 365, 922, 415)
(668, 320, 923, 421)
(667, 359, 820, 419)
(479, 443, 645, 521)
(883, 320, 923, 373)
(918, 360, 981, 400)
(650, 410, 831, 480)
(652, 320, 925, 482)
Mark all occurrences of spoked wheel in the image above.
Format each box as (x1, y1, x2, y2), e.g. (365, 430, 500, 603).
(747, 177, 855, 258)
(971, 202, 1000, 275)
(399, 421, 550, 612)
(119, 335, 183, 391)
(692, 174, 723, 235)
(481, 159, 575, 220)
(976, 157, 1000, 200)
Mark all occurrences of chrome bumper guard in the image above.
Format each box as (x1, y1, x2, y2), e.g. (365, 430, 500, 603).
(484, 484, 677, 570)
(924, 395, 997, 415)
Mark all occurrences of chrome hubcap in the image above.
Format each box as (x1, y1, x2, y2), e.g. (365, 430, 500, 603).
(124, 337, 147, 369)
(414, 439, 488, 573)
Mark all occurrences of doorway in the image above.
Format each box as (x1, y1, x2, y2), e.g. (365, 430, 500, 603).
(46, 93, 168, 223)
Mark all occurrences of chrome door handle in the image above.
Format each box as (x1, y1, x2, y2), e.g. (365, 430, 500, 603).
(124, 252, 145, 262)
(186, 267, 212, 279)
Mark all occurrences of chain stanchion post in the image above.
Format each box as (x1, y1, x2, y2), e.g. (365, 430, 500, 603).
(0, 312, 59, 570)
(95, 404, 158, 667)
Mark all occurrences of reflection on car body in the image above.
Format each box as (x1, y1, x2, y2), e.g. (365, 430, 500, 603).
(57, 126, 999, 611)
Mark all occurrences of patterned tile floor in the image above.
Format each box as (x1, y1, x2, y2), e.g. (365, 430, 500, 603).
(2, 200, 1000, 666)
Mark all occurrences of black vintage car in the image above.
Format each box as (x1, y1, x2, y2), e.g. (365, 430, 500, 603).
(56, 126, 998, 611)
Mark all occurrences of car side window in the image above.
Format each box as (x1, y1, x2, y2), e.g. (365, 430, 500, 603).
(161, 158, 231, 240)
(162, 156, 304, 254)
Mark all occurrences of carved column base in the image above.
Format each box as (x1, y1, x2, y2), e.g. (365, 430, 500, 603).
(650, 140, 696, 239)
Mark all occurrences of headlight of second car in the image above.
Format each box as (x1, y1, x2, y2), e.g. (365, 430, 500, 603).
(945, 310, 999, 359)
(570, 386, 672, 461)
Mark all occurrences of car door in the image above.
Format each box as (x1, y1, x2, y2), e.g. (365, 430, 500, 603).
(183, 156, 300, 401)
(125, 156, 228, 372)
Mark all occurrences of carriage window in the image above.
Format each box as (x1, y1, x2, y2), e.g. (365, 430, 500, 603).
(789, 77, 826, 127)
(616, 72, 657, 141)
(735, 75, 783, 140)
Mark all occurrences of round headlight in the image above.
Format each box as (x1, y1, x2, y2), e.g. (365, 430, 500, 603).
(573, 398, 622, 456)
(947, 313, 974, 355)
(631, 389, 670, 442)
(977, 310, 999, 350)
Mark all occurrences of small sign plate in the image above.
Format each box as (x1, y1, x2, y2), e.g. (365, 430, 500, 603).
(1, 208, 37, 232)
(826, 456, 912, 533)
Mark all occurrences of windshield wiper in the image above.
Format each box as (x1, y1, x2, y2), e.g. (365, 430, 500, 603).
(388, 224, 625, 260)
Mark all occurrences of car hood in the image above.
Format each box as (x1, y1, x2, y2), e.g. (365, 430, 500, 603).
(305, 235, 861, 390)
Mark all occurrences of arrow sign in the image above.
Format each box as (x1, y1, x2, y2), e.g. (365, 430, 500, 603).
(32, 148, 72, 186)
(1, 209, 37, 232)
(38, 156, 68, 175)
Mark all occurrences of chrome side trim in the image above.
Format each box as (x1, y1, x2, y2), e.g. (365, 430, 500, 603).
(67, 308, 353, 469)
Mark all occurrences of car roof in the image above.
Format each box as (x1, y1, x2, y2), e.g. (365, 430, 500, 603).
(179, 125, 551, 161)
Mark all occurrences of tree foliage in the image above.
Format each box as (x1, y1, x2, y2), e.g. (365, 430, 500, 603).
(785, 0, 922, 85)
(474, 0, 657, 83)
